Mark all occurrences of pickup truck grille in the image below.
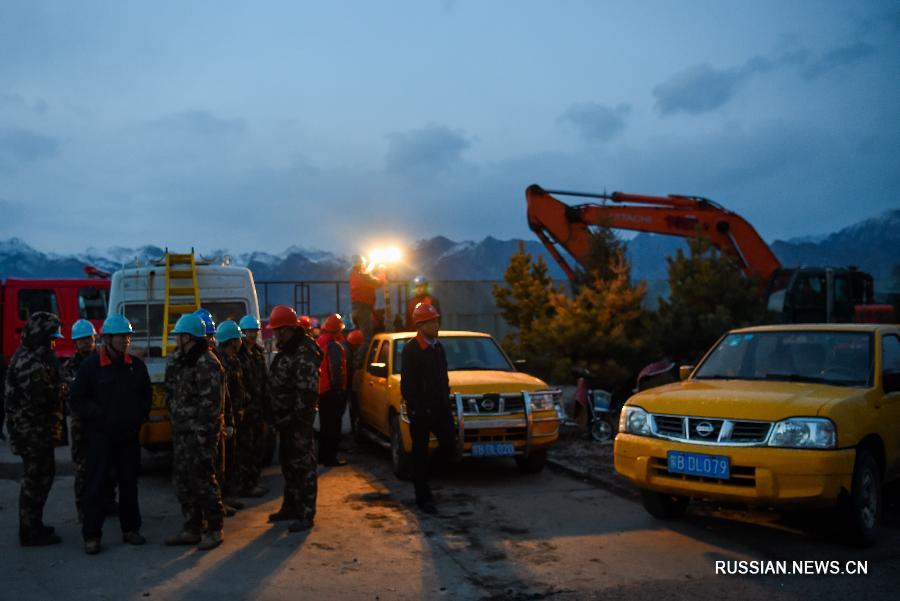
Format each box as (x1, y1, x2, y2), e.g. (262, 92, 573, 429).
(456, 394, 526, 415)
(650, 414, 772, 446)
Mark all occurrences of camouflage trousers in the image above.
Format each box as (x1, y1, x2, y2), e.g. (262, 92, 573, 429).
(18, 445, 55, 531)
(172, 428, 224, 532)
(236, 415, 264, 492)
(70, 417, 87, 518)
(278, 412, 317, 520)
(217, 428, 236, 498)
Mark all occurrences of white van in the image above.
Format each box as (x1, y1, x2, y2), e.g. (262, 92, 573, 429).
(107, 258, 260, 448)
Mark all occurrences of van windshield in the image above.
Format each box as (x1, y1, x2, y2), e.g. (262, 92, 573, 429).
(124, 301, 248, 338)
(693, 330, 873, 387)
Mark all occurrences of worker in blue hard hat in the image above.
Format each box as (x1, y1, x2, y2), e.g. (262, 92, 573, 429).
(194, 308, 217, 344)
(69, 314, 152, 554)
(235, 314, 269, 497)
(215, 320, 247, 510)
(61, 319, 99, 523)
(163, 313, 227, 550)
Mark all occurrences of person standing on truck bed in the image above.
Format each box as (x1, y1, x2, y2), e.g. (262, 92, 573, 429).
(69, 315, 151, 555)
(216, 320, 248, 510)
(316, 314, 348, 467)
(267, 305, 322, 533)
(405, 276, 441, 331)
(4, 311, 66, 546)
(400, 302, 454, 515)
(236, 314, 269, 497)
(164, 313, 227, 551)
(196, 308, 240, 516)
(349, 255, 384, 365)
(61, 319, 99, 523)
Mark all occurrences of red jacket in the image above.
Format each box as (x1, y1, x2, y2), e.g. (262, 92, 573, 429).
(317, 332, 347, 395)
(350, 268, 383, 306)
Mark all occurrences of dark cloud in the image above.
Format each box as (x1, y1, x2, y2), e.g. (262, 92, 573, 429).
(385, 124, 471, 175)
(0, 127, 60, 171)
(802, 42, 877, 79)
(149, 109, 246, 137)
(557, 102, 630, 142)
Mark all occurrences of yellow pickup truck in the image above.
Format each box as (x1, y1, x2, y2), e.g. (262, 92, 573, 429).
(615, 324, 900, 545)
(351, 331, 563, 476)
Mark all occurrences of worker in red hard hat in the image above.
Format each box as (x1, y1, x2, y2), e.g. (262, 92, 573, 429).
(405, 275, 441, 331)
(315, 314, 348, 466)
(342, 329, 365, 438)
(349, 255, 384, 366)
(400, 302, 453, 515)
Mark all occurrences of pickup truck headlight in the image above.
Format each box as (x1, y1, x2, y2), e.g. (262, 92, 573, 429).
(620, 406, 652, 436)
(529, 390, 560, 411)
(767, 418, 836, 449)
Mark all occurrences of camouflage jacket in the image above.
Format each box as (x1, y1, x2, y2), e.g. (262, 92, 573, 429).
(269, 330, 322, 431)
(218, 348, 247, 423)
(3, 312, 65, 453)
(164, 340, 225, 436)
(238, 342, 268, 421)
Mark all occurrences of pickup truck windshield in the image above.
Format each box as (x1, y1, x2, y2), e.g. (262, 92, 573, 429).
(694, 330, 873, 387)
(393, 336, 513, 374)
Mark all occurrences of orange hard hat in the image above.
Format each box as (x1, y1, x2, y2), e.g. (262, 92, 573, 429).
(412, 302, 440, 324)
(323, 313, 345, 333)
(298, 315, 311, 330)
(346, 330, 364, 346)
(269, 305, 300, 329)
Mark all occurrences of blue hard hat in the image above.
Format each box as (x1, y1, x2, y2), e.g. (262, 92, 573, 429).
(71, 319, 97, 340)
(194, 308, 216, 335)
(413, 275, 428, 286)
(239, 314, 261, 331)
(53, 328, 64, 339)
(172, 314, 206, 338)
(216, 320, 242, 344)
(101, 314, 134, 336)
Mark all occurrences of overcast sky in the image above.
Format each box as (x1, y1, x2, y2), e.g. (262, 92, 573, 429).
(1, 0, 898, 256)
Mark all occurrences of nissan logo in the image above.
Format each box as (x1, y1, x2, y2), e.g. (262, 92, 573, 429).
(695, 421, 715, 437)
(481, 399, 496, 411)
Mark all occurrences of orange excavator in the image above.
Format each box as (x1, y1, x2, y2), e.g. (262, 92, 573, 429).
(526, 184, 891, 324)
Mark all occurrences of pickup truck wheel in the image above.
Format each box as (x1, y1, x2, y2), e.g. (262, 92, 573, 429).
(515, 449, 547, 473)
(390, 414, 412, 481)
(842, 449, 881, 546)
(641, 490, 689, 519)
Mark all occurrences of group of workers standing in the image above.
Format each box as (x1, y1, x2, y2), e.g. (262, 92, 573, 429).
(3, 267, 445, 553)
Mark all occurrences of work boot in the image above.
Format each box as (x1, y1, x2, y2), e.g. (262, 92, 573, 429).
(237, 486, 268, 498)
(197, 530, 223, 551)
(322, 458, 348, 467)
(84, 538, 102, 555)
(224, 498, 246, 510)
(20, 529, 62, 547)
(417, 501, 439, 515)
(287, 518, 314, 533)
(164, 529, 201, 546)
(38, 524, 56, 535)
(268, 509, 298, 522)
(122, 531, 147, 545)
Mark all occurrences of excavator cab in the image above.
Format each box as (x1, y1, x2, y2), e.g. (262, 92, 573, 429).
(766, 267, 875, 323)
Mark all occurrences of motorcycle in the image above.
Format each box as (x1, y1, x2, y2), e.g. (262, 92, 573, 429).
(571, 367, 616, 442)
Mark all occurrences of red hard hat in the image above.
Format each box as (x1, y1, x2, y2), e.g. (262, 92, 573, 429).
(346, 330, 364, 346)
(412, 302, 440, 324)
(298, 315, 311, 331)
(323, 313, 345, 333)
(269, 305, 300, 329)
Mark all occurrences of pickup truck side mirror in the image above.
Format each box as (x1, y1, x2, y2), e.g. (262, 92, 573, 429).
(883, 371, 900, 394)
(369, 362, 388, 378)
(679, 365, 694, 381)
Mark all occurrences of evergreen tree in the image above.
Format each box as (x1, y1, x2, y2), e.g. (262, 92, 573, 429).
(657, 236, 766, 364)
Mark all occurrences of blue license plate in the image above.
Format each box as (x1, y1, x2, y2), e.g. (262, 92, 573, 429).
(472, 442, 516, 457)
(667, 451, 730, 479)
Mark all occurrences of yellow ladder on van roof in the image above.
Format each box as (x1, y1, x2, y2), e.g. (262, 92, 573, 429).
(162, 252, 201, 357)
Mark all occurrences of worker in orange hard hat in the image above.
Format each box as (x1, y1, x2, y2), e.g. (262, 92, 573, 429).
(342, 329, 365, 439)
(315, 314, 348, 466)
(400, 302, 453, 515)
(405, 275, 441, 331)
(349, 255, 384, 367)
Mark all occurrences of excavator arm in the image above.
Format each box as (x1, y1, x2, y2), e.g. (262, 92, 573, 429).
(525, 184, 782, 284)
